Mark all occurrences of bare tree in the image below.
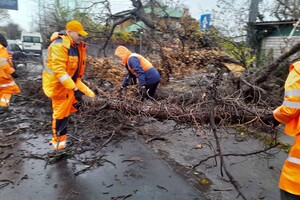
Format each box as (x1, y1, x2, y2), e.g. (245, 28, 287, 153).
(99, 0, 157, 56)
(35, 0, 112, 47)
(99, 0, 197, 56)
(0, 9, 10, 23)
(34, 0, 194, 56)
(272, 0, 300, 20)
(4, 23, 22, 40)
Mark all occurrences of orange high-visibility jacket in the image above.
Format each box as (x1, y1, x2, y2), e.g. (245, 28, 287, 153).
(273, 61, 300, 195)
(0, 44, 20, 94)
(42, 33, 93, 100)
(127, 53, 153, 76)
(115, 46, 156, 87)
(115, 46, 153, 75)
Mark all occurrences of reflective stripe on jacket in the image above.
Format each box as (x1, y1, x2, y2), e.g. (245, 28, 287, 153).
(120, 55, 160, 87)
(274, 61, 300, 195)
(127, 53, 153, 76)
(126, 53, 155, 86)
(42, 33, 87, 100)
(279, 134, 300, 195)
(115, 45, 160, 87)
(273, 61, 300, 136)
(0, 44, 20, 94)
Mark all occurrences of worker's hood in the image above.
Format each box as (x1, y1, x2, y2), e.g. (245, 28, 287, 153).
(50, 30, 66, 42)
(115, 45, 132, 66)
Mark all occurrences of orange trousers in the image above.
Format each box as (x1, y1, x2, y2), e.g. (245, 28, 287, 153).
(51, 94, 79, 150)
(0, 93, 11, 107)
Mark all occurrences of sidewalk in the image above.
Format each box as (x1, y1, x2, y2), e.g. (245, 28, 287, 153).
(277, 125, 294, 146)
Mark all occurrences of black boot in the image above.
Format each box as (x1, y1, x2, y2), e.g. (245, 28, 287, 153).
(0, 106, 8, 114)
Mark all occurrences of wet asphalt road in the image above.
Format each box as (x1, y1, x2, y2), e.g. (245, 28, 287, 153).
(1, 53, 207, 200)
(0, 135, 207, 200)
(2, 55, 291, 200)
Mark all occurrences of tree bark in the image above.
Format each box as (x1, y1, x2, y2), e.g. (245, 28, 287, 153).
(86, 95, 264, 126)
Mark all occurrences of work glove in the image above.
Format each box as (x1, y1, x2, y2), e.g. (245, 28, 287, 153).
(11, 72, 18, 78)
(73, 101, 83, 110)
(261, 114, 281, 127)
(74, 89, 85, 102)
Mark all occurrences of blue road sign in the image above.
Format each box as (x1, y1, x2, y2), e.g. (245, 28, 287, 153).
(0, 0, 18, 10)
(199, 14, 211, 31)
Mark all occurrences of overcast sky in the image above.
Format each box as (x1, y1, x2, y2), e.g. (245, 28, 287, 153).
(7, 0, 217, 32)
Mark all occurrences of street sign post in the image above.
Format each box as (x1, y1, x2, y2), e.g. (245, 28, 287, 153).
(199, 14, 211, 31)
(0, 0, 18, 10)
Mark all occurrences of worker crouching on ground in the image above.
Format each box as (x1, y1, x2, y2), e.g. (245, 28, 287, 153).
(0, 33, 20, 112)
(272, 61, 300, 199)
(42, 20, 95, 150)
(115, 45, 160, 100)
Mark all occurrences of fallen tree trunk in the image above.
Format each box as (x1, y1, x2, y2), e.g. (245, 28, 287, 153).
(84, 94, 267, 127)
(239, 42, 300, 103)
(254, 41, 300, 85)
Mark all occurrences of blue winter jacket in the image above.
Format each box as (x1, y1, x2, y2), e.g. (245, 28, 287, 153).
(121, 56, 160, 88)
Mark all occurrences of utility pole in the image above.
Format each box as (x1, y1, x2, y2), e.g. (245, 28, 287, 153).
(139, 30, 143, 54)
(249, 0, 260, 23)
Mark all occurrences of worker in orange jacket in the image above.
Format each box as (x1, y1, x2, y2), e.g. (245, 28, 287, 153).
(115, 45, 160, 99)
(0, 33, 20, 112)
(42, 20, 95, 150)
(272, 61, 300, 198)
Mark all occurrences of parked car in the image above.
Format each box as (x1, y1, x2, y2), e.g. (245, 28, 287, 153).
(21, 32, 43, 57)
(6, 40, 28, 67)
